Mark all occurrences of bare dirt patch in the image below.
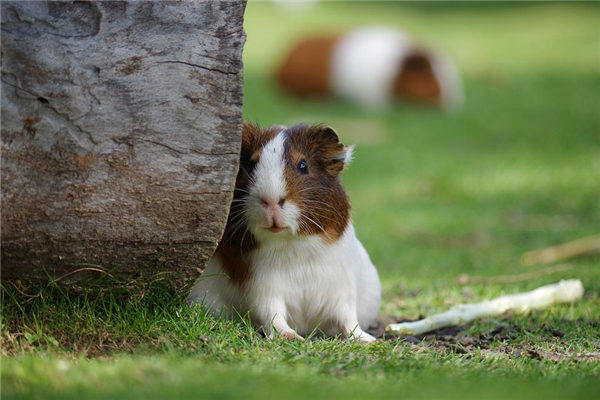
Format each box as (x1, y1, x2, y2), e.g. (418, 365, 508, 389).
(369, 315, 600, 362)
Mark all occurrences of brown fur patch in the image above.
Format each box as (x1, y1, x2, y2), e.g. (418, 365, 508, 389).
(215, 122, 281, 286)
(240, 122, 282, 173)
(393, 50, 442, 105)
(283, 124, 350, 242)
(277, 35, 340, 97)
(214, 235, 256, 288)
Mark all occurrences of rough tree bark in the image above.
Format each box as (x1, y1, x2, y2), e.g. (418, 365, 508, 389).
(1, 1, 247, 285)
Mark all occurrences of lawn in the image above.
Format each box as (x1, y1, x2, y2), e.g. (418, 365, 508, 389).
(2, 2, 599, 399)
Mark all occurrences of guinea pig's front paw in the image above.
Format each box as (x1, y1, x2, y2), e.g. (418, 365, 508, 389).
(265, 325, 305, 341)
(280, 330, 305, 341)
(356, 332, 376, 345)
(345, 327, 377, 344)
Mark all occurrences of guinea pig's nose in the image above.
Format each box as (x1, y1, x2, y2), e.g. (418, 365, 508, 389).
(260, 197, 286, 208)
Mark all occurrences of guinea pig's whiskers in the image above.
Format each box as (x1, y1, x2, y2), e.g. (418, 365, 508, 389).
(304, 211, 340, 227)
(297, 186, 341, 194)
(239, 227, 251, 255)
(295, 186, 340, 196)
(301, 199, 345, 217)
(295, 187, 320, 194)
(301, 217, 332, 242)
(298, 219, 312, 235)
(300, 202, 346, 224)
(227, 212, 247, 225)
(230, 199, 249, 206)
(234, 187, 251, 195)
(225, 206, 250, 239)
(301, 213, 326, 234)
(227, 222, 248, 244)
(239, 166, 253, 180)
(230, 197, 249, 208)
(230, 212, 247, 233)
(227, 204, 248, 219)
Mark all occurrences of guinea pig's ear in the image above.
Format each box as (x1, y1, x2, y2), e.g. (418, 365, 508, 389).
(317, 126, 354, 175)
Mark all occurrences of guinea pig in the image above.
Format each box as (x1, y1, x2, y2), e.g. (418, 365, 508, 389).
(189, 122, 381, 343)
(277, 27, 463, 110)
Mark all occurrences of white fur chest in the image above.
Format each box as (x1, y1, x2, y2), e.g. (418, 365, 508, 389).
(246, 233, 357, 334)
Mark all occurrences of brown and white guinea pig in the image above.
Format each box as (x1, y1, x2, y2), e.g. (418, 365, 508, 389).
(277, 27, 464, 110)
(189, 122, 381, 343)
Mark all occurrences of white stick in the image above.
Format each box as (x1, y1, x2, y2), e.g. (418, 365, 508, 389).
(386, 279, 584, 336)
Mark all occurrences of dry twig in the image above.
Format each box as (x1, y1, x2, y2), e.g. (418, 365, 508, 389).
(51, 266, 114, 284)
(521, 234, 600, 266)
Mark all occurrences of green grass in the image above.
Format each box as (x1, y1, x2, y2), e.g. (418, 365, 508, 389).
(2, 2, 600, 399)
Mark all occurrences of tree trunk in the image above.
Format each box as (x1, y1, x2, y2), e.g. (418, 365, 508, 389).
(1, 1, 246, 285)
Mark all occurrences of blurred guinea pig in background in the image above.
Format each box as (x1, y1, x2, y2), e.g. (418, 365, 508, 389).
(276, 26, 464, 111)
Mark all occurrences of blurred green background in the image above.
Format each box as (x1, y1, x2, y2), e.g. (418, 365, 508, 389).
(3, 1, 599, 399)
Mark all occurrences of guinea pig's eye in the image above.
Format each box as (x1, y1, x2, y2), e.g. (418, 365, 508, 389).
(297, 159, 309, 174)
